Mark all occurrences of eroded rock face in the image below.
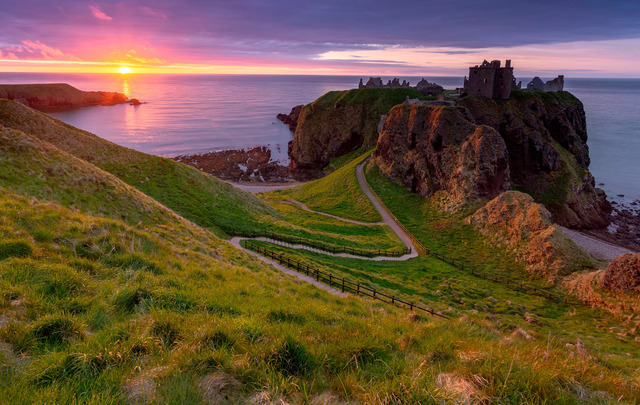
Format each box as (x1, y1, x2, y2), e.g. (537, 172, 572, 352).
(288, 88, 426, 170)
(601, 253, 640, 292)
(375, 104, 510, 206)
(458, 92, 609, 229)
(276, 105, 303, 132)
(468, 191, 593, 281)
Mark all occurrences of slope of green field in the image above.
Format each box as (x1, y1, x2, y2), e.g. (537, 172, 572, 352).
(268, 150, 381, 223)
(0, 99, 274, 233)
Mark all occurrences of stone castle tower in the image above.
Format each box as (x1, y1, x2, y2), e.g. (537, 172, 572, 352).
(463, 60, 516, 99)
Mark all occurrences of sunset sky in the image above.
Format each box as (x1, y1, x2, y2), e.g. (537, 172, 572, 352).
(1, 0, 639, 76)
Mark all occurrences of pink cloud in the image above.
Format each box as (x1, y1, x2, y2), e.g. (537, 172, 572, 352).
(2, 40, 80, 61)
(140, 6, 167, 20)
(89, 5, 112, 21)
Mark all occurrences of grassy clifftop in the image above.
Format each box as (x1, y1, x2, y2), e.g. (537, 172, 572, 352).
(0, 83, 127, 110)
(0, 99, 274, 233)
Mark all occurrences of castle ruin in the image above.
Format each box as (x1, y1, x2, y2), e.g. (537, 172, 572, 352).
(358, 77, 443, 95)
(463, 59, 520, 99)
(527, 75, 564, 92)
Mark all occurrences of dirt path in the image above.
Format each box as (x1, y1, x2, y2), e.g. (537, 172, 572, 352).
(558, 226, 637, 261)
(280, 199, 385, 226)
(355, 159, 421, 254)
(229, 237, 348, 297)
(230, 182, 302, 193)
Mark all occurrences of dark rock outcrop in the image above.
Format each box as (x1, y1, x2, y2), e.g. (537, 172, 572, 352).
(0, 83, 128, 111)
(375, 104, 510, 206)
(289, 88, 430, 170)
(276, 105, 302, 132)
(468, 191, 593, 281)
(601, 253, 640, 292)
(458, 91, 609, 229)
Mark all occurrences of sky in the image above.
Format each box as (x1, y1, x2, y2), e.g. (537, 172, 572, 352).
(1, 0, 639, 77)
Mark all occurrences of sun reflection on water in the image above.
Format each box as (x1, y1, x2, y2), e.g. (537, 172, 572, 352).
(122, 78, 130, 97)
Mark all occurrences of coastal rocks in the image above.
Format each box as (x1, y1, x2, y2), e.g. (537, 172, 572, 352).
(288, 88, 428, 170)
(0, 83, 128, 111)
(468, 191, 593, 281)
(172, 146, 316, 183)
(458, 92, 609, 229)
(375, 104, 510, 206)
(276, 105, 302, 131)
(601, 253, 640, 292)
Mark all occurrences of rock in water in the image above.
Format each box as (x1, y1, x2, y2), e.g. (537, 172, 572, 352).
(375, 104, 510, 206)
(601, 253, 640, 292)
(276, 105, 303, 131)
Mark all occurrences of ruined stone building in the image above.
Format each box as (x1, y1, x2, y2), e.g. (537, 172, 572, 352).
(463, 60, 520, 99)
(526, 75, 564, 92)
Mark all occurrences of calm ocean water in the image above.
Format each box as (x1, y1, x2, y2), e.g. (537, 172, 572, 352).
(1, 72, 638, 201)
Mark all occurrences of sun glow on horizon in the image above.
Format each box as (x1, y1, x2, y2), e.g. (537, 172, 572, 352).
(119, 66, 131, 74)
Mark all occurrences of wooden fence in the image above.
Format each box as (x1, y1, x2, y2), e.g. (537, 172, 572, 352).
(229, 229, 410, 258)
(242, 240, 449, 319)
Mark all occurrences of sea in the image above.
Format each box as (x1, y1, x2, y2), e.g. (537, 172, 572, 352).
(1, 72, 639, 202)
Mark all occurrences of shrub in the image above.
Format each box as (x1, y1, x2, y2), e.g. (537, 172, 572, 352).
(201, 330, 235, 349)
(266, 309, 305, 324)
(0, 240, 33, 261)
(151, 319, 181, 347)
(113, 286, 153, 313)
(269, 336, 315, 376)
(29, 315, 82, 346)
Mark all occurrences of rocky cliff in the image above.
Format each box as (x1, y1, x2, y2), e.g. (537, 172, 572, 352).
(288, 88, 430, 169)
(375, 104, 510, 207)
(0, 83, 128, 110)
(457, 91, 609, 229)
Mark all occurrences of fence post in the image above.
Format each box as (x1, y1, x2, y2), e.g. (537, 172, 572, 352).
(357, 283, 360, 295)
(316, 270, 319, 281)
(342, 279, 345, 293)
(329, 274, 332, 287)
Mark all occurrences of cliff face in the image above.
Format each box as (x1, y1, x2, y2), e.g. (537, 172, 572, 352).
(375, 104, 510, 207)
(0, 83, 128, 111)
(458, 91, 609, 229)
(289, 88, 430, 169)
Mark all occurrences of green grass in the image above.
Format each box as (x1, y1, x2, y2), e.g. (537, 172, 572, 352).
(4, 188, 638, 403)
(0, 99, 274, 234)
(267, 150, 381, 223)
(1, 98, 639, 403)
(313, 88, 435, 111)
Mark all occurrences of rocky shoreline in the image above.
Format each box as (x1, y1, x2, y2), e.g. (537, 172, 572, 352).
(172, 146, 321, 183)
(592, 199, 640, 251)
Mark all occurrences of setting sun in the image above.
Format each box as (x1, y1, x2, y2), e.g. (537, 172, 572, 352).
(118, 66, 131, 74)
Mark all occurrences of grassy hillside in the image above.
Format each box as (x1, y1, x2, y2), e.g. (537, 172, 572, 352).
(1, 99, 638, 403)
(268, 150, 381, 223)
(2, 186, 638, 403)
(0, 99, 274, 233)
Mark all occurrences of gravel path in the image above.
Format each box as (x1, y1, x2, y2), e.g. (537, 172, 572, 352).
(229, 237, 348, 297)
(558, 226, 637, 261)
(355, 159, 420, 254)
(230, 182, 302, 193)
(281, 199, 385, 226)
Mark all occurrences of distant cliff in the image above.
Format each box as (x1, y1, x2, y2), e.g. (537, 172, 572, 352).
(0, 83, 128, 110)
(288, 88, 431, 170)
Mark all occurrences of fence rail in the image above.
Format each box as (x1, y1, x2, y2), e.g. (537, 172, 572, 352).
(228, 229, 410, 258)
(242, 240, 448, 319)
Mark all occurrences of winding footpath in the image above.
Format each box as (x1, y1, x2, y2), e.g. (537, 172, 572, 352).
(229, 159, 420, 295)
